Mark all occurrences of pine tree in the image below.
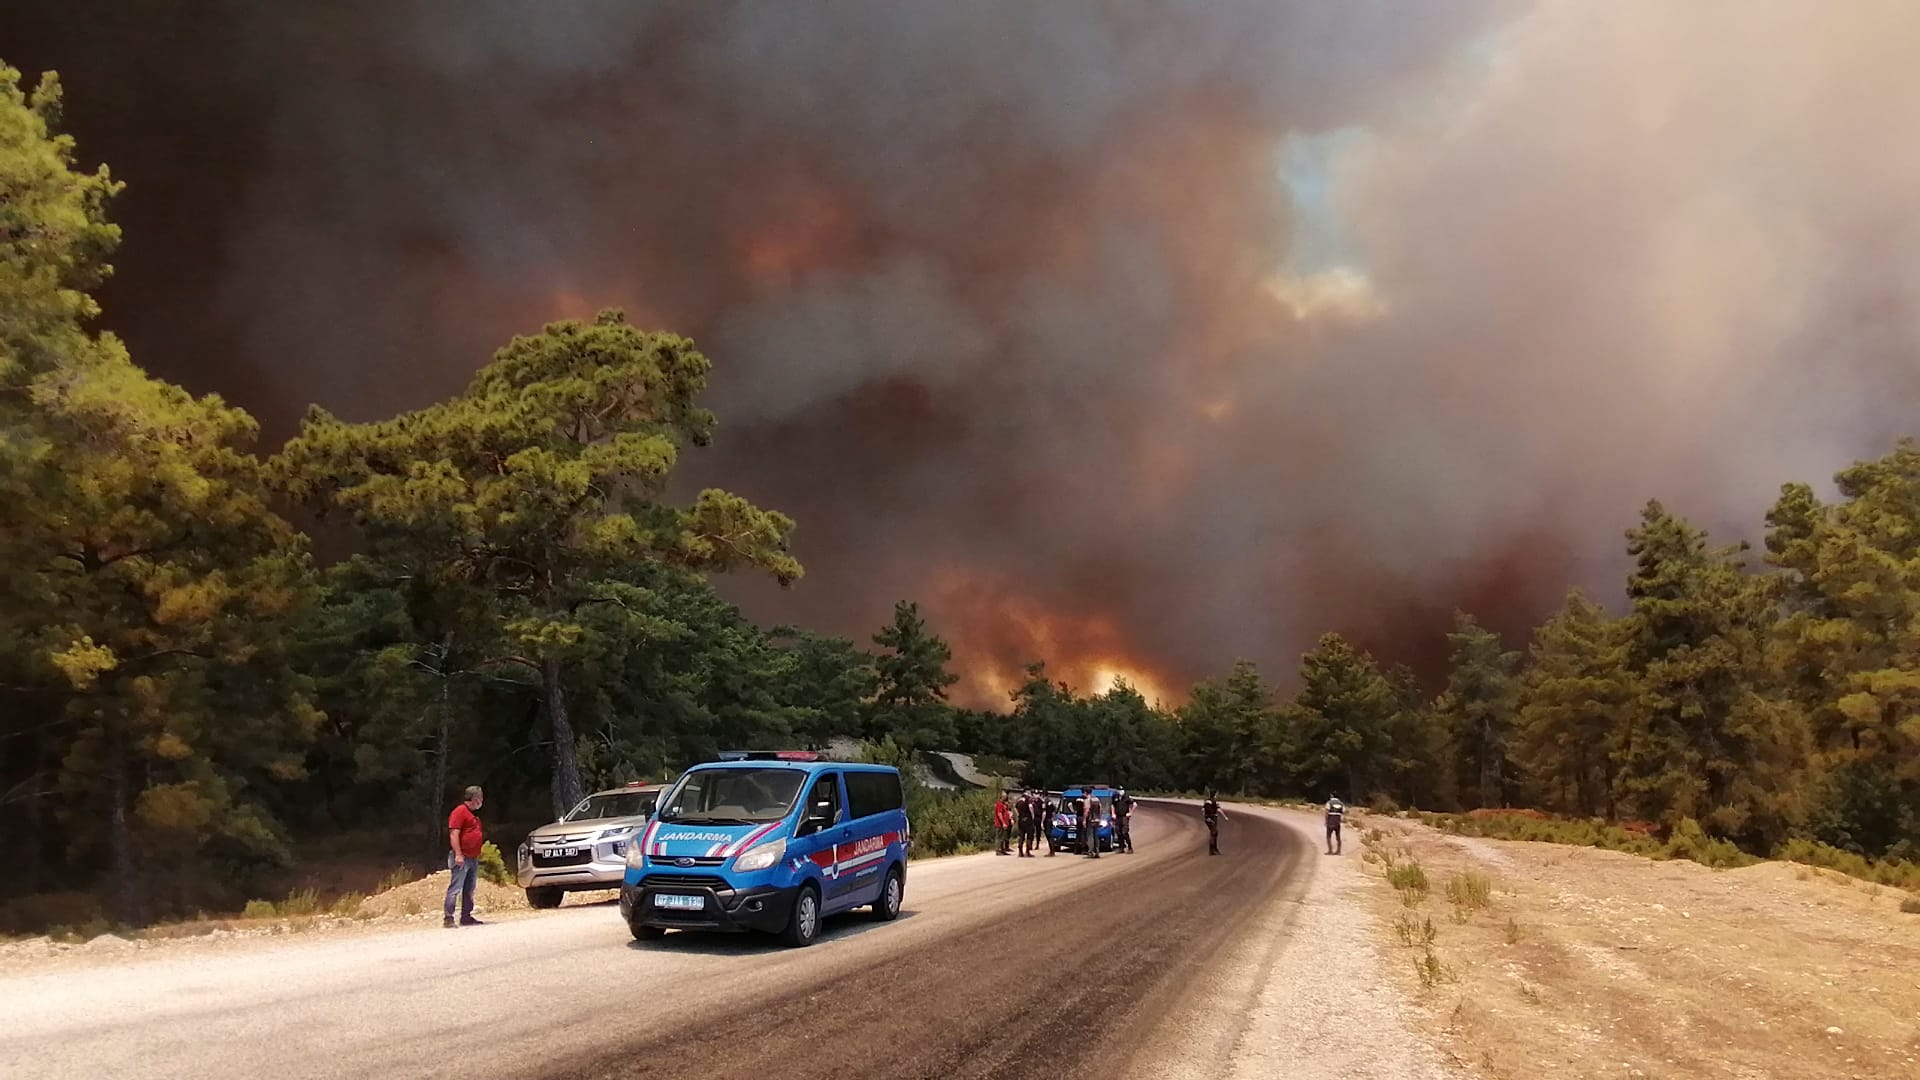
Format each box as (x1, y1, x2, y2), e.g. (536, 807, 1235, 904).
(278, 311, 801, 815)
(868, 601, 960, 750)
(1513, 590, 1634, 817)
(1282, 634, 1398, 802)
(1433, 612, 1521, 808)
(1178, 660, 1278, 795)
(1622, 501, 1802, 844)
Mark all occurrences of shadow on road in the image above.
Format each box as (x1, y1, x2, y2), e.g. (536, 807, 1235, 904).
(624, 910, 919, 955)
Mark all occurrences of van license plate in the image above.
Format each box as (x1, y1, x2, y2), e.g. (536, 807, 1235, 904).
(653, 894, 703, 911)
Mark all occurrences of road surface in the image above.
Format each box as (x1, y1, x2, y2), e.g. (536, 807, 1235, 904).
(0, 803, 1313, 1080)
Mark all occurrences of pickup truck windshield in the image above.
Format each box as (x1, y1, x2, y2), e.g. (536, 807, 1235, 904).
(658, 767, 807, 825)
(563, 792, 656, 821)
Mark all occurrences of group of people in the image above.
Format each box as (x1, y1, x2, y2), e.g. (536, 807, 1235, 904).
(992, 787, 1138, 858)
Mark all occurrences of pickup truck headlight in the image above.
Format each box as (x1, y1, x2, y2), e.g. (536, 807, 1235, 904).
(732, 837, 787, 874)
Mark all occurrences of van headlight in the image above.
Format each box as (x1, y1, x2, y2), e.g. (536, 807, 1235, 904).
(732, 837, 787, 873)
(625, 843, 646, 870)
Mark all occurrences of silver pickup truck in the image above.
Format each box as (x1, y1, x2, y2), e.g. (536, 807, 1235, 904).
(517, 782, 664, 908)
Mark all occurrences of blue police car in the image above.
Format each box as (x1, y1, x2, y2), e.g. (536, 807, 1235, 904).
(621, 751, 911, 947)
(1050, 785, 1116, 854)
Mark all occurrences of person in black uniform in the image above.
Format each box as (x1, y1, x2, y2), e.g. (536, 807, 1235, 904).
(1015, 788, 1036, 857)
(1041, 793, 1058, 856)
(1112, 788, 1136, 853)
(1202, 793, 1227, 855)
(1081, 789, 1102, 858)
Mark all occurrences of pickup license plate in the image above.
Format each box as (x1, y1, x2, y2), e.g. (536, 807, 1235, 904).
(653, 893, 703, 911)
(547, 847, 579, 858)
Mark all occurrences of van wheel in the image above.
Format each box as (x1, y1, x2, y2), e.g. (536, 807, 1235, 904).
(781, 884, 821, 948)
(872, 866, 904, 921)
(526, 887, 563, 909)
(629, 919, 665, 941)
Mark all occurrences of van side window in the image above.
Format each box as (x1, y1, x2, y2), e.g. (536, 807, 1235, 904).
(845, 771, 904, 820)
(806, 773, 841, 826)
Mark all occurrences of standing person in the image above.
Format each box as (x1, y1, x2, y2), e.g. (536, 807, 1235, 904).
(445, 785, 486, 928)
(1081, 789, 1102, 858)
(1112, 788, 1136, 854)
(1014, 788, 1036, 857)
(1042, 793, 1058, 856)
(1324, 794, 1347, 855)
(994, 791, 1014, 855)
(1201, 793, 1227, 856)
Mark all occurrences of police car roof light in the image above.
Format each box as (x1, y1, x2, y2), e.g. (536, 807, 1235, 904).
(716, 749, 824, 762)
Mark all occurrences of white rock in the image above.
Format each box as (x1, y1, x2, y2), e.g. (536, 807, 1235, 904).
(1826, 1026, 1843, 1035)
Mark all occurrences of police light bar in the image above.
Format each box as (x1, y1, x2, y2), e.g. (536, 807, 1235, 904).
(716, 750, 822, 762)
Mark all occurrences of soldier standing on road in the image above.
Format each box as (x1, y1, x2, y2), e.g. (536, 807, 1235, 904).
(1082, 789, 1102, 858)
(994, 791, 1014, 855)
(1202, 793, 1227, 856)
(1015, 788, 1036, 857)
(1042, 793, 1058, 856)
(1112, 788, 1136, 854)
(445, 785, 486, 928)
(1324, 794, 1347, 855)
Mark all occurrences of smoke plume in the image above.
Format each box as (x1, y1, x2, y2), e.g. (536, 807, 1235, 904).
(9, 1, 1920, 703)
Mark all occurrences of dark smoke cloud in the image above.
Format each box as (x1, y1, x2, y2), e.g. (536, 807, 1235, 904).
(8, 1, 1917, 704)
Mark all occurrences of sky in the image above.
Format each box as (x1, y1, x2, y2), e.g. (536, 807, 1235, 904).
(7, 1, 1920, 706)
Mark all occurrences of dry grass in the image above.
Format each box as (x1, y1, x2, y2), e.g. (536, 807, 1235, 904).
(1358, 817, 1920, 1079)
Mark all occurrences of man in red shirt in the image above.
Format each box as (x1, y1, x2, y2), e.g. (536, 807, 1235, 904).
(993, 792, 1013, 855)
(445, 785, 485, 928)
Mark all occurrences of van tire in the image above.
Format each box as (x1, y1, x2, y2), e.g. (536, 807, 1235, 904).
(872, 865, 904, 921)
(781, 884, 821, 948)
(629, 920, 665, 941)
(526, 886, 564, 909)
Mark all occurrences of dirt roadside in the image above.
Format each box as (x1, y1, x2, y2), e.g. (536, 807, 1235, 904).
(1351, 812, 1920, 1080)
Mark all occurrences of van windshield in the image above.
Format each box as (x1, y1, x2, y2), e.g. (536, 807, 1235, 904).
(657, 768, 807, 825)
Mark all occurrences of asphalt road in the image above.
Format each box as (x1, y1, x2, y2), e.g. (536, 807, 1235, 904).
(0, 803, 1310, 1080)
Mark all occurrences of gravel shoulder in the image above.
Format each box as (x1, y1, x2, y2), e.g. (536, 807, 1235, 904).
(1353, 814, 1920, 1080)
(1137, 804, 1465, 1080)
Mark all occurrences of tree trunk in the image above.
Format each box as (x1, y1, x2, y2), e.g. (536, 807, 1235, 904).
(544, 656, 584, 817)
(105, 721, 138, 927)
(21, 732, 44, 897)
(426, 672, 451, 868)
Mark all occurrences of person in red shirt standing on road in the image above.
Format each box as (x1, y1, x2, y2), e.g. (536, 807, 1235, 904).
(993, 791, 1014, 855)
(445, 785, 486, 928)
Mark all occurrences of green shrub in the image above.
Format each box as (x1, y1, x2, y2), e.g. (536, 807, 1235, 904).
(329, 892, 365, 917)
(1387, 861, 1430, 901)
(1445, 871, 1493, 911)
(1393, 912, 1436, 947)
(1663, 818, 1753, 869)
(477, 842, 512, 886)
(278, 888, 322, 917)
(375, 866, 416, 894)
(1900, 896, 1920, 915)
(1368, 793, 1400, 814)
(0, 891, 107, 936)
(242, 899, 278, 920)
(1774, 837, 1920, 891)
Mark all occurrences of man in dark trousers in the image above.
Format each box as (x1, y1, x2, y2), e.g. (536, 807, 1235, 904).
(1112, 788, 1136, 853)
(1081, 789, 1103, 858)
(994, 791, 1014, 855)
(1042, 793, 1058, 856)
(1014, 788, 1036, 857)
(1324, 794, 1347, 855)
(1201, 793, 1227, 856)
(445, 785, 485, 928)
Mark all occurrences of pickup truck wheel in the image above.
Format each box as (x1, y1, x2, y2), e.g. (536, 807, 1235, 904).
(526, 886, 563, 909)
